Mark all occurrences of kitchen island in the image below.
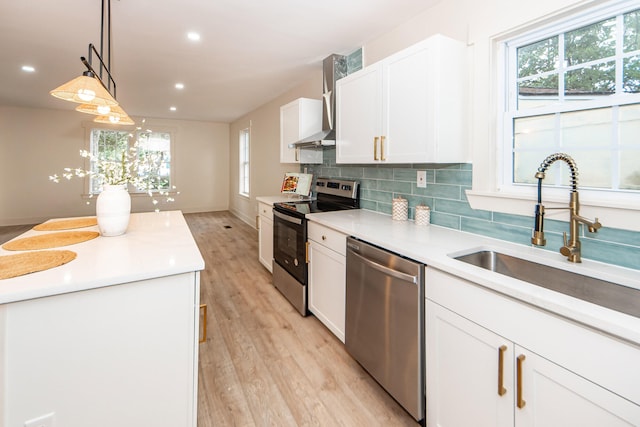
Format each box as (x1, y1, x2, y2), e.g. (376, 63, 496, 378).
(0, 210, 204, 427)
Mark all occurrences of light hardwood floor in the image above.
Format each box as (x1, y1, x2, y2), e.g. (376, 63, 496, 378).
(0, 212, 418, 426)
(186, 211, 418, 427)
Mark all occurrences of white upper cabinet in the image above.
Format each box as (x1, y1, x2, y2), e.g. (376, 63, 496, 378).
(280, 98, 323, 164)
(336, 34, 468, 164)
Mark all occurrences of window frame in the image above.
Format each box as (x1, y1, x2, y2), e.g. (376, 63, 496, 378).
(501, 2, 640, 197)
(82, 122, 176, 197)
(465, 0, 640, 232)
(238, 127, 250, 198)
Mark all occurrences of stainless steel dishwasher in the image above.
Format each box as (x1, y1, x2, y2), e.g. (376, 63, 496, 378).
(345, 236, 425, 423)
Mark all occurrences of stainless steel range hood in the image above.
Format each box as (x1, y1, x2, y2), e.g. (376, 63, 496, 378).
(289, 54, 347, 149)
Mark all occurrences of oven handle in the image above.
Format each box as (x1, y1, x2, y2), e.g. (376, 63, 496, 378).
(273, 210, 303, 225)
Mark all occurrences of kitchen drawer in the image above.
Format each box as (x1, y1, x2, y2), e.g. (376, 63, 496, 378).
(308, 221, 347, 256)
(258, 202, 273, 219)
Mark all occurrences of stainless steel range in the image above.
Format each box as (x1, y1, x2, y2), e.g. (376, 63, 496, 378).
(272, 177, 359, 315)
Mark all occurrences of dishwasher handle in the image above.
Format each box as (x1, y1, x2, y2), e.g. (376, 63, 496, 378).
(348, 249, 418, 284)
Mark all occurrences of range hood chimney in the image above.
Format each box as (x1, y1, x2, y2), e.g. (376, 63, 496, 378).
(289, 54, 347, 149)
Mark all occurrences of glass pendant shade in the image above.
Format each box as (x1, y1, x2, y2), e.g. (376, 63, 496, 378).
(93, 104, 134, 125)
(50, 71, 118, 107)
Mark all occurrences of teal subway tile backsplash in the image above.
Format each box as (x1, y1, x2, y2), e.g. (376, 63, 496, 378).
(461, 217, 533, 243)
(302, 147, 640, 270)
(435, 169, 472, 186)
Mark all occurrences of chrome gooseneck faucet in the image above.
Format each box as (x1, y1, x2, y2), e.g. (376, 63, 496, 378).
(531, 153, 602, 263)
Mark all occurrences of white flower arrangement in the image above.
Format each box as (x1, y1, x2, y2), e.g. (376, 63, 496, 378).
(50, 141, 177, 210)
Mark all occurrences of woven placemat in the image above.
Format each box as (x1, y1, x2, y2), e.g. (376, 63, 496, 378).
(2, 231, 100, 251)
(33, 217, 97, 231)
(0, 250, 77, 280)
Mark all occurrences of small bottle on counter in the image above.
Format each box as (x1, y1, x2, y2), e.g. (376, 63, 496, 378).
(415, 204, 431, 226)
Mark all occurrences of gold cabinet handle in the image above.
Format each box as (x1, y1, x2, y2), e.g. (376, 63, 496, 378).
(517, 354, 526, 409)
(373, 136, 379, 160)
(199, 304, 207, 344)
(498, 345, 507, 396)
(380, 135, 386, 161)
(305, 241, 310, 264)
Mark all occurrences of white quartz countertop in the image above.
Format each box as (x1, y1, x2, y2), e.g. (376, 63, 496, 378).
(0, 210, 205, 304)
(307, 209, 640, 345)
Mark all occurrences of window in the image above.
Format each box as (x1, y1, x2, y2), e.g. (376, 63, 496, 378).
(89, 128, 172, 194)
(503, 3, 640, 194)
(239, 128, 250, 197)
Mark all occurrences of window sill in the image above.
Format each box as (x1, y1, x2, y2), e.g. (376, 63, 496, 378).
(466, 189, 640, 232)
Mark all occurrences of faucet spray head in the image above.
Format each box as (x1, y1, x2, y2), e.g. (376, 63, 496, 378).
(531, 203, 546, 246)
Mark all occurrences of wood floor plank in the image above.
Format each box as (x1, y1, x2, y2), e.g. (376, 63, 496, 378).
(184, 211, 419, 426)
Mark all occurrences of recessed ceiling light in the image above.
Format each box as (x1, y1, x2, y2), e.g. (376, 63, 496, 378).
(175, 83, 184, 90)
(170, 106, 177, 112)
(21, 65, 35, 73)
(187, 32, 200, 41)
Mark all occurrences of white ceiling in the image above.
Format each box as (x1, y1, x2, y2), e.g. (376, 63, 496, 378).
(0, 0, 440, 123)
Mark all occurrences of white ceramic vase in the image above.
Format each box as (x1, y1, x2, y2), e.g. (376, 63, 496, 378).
(96, 184, 131, 236)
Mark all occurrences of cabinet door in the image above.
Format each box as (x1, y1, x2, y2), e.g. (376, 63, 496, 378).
(308, 240, 346, 342)
(280, 98, 323, 164)
(383, 40, 431, 163)
(515, 346, 640, 427)
(4, 274, 199, 427)
(336, 64, 383, 164)
(426, 301, 514, 427)
(258, 213, 273, 273)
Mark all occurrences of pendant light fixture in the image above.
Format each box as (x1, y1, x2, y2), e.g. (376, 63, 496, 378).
(94, 105, 135, 125)
(50, 0, 132, 124)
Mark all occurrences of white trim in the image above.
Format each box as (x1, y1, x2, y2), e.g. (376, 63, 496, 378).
(476, 0, 640, 231)
(82, 122, 177, 195)
(238, 127, 251, 197)
(466, 189, 640, 231)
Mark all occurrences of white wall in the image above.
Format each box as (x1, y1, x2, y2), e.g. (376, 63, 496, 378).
(228, 69, 323, 226)
(0, 105, 229, 226)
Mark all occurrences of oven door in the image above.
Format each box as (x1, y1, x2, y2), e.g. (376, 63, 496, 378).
(273, 209, 307, 285)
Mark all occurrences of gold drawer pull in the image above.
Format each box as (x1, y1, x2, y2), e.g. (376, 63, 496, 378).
(374, 136, 379, 160)
(498, 345, 507, 396)
(199, 304, 207, 344)
(517, 354, 526, 409)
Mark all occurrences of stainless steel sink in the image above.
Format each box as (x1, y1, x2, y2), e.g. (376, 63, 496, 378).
(453, 250, 640, 319)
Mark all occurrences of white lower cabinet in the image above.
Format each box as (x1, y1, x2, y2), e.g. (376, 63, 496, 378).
(307, 221, 347, 342)
(258, 201, 274, 272)
(1, 272, 200, 427)
(427, 301, 513, 427)
(426, 268, 640, 427)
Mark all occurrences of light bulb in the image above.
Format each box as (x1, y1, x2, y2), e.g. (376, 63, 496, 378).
(77, 88, 96, 102)
(97, 105, 111, 114)
(109, 115, 120, 123)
